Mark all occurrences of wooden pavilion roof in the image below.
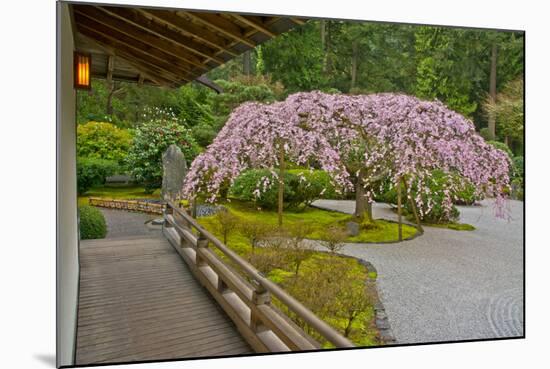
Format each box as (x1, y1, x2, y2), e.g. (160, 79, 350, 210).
(70, 3, 308, 89)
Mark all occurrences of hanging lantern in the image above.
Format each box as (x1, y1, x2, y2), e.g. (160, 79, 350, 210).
(74, 51, 91, 90)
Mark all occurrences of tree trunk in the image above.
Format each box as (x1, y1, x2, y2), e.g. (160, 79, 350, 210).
(278, 142, 285, 227)
(397, 180, 403, 241)
(320, 20, 326, 49)
(351, 39, 359, 90)
(354, 179, 366, 218)
(401, 178, 423, 233)
(488, 43, 498, 140)
(354, 169, 372, 220)
(243, 50, 251, 76)
(323, 21, 331, 73)
(106, 85, 115, 116)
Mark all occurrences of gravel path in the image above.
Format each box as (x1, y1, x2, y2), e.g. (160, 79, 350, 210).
(311, 199, 524, 344)
(99, 209, 162, 238)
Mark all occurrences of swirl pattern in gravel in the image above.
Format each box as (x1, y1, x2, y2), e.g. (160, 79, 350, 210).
(311, 199, 524, 344)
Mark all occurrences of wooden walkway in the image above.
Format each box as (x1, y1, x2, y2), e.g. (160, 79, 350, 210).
(75, 235, 252, 365)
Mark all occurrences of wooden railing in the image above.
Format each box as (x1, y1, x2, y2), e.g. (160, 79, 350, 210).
(162, 201, 354, 352)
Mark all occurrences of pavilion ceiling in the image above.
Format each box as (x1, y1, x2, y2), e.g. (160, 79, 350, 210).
(71, 4, 308, 89)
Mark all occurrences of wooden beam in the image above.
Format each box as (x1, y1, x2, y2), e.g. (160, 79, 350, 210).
(74, 12, 194, 80)
(91, 5, 224, 65)
(209, 16, 281, 61)
(75, 6, 206, 73)
(80, 34, 173, 87)
(78, 25, 183, 84)
(291, 18, 307, 26)
(139, 9, 238, 57)
(230, 14, 276, 37)
(182, 11, 256, 48)
(195, 75, 223, 94)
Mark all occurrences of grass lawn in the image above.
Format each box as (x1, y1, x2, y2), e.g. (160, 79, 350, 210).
(422, 222, 476, 231)
(78, 185, 161, 207)
(199, 200, 418, 244)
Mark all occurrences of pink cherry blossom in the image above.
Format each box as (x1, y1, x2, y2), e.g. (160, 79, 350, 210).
(182, 92, 511, 218)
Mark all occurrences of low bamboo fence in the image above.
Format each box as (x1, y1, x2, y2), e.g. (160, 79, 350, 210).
(88, 197, 165, 214)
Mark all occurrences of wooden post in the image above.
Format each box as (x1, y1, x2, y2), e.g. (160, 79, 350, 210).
(191, 198, 198, 218)
(250, 280, 270, 332)
(277, 141, 285, 227)
(196, 236, 208, 267)
(397, 180, 402, 241)
(401, 178, 423, 233)
(164, 204, 174, 229)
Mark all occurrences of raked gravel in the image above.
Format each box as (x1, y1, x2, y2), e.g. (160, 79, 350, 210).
(311, 199, 524, 344)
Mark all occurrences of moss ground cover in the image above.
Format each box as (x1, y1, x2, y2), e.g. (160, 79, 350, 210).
(422, 222, 476, 231)
(197, 208, 380, 346)
(201, 200, 418, 244)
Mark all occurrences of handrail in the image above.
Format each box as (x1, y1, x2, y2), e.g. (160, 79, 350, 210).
(165, 201, 354, 349)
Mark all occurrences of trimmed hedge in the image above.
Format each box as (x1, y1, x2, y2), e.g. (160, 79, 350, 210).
(229, 169, 337, 210)
(79, 205, 107, 239)
(77, 157, 119, 195)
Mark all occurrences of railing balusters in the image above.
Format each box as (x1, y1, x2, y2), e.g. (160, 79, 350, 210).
(162, 201, 354, 351)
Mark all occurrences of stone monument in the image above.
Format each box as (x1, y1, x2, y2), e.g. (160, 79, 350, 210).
(161, 144, 187, 203)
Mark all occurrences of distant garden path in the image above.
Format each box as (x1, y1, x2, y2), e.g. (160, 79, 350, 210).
(99, 209, 160, 239)
(311, 199, 524, 344)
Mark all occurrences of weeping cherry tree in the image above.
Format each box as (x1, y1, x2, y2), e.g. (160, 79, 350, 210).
(183, 91, 511, 233)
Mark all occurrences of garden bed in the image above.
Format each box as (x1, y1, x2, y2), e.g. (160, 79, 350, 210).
(201, 200, 418, 245)
(197, 213, 382, 347)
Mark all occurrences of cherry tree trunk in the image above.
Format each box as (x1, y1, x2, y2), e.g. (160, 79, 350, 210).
(397, 180, 403, 241)
(354, 169, 373, 221)
(278, 143, 285, 227)
(402, 178, 423, 233)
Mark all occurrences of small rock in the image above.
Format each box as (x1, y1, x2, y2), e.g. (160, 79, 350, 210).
(376, 318, 391, 330)
(376, 310, 387, 320)
(379, 329, 396, 343)
(346, 221, 360, 236)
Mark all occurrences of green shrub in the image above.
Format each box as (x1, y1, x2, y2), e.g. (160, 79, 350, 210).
(381, 170, 463, 223)
(126, 116, 200, 193)
(77, 121, 133, 165)
(512, 156, 524, 178)
(79, 205, 107, 239)
(191, 122, 218, 147)
(211, 77, 284, 116)
(479, 127, 491, 141)
(288, 169, 338, 201)
(230, 169, 297, 209)
(77, 157, 119, 195)
(511, 156, 524, 200)
(229, 169, 336, 210)
(488, 140, 513, 159)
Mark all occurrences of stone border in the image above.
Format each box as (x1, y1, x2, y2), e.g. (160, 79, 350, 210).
(358, 260, 397, 344)
(310, 247, 397, 345)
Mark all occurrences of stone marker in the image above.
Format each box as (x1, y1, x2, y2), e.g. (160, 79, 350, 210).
(346, 221, 360, 236)
(161, 144, 187, 203)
